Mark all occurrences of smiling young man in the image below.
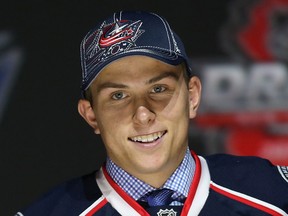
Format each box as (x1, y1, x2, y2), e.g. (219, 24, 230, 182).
(78, 55, 199, 189)
(16, 10, 288, 216)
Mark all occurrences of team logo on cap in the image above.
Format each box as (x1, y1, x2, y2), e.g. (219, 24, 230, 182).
(84, 19, 144, 65)
(99, 20, 137, 47)
(157, 208, 177, 216)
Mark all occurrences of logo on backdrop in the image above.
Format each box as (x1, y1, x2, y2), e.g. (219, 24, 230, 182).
(193, 0, 288, 166)
(0, 31, 23, 123)
(221, 0, 288, 62)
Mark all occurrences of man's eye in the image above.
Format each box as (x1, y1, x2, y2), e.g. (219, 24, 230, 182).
(112, 92, 126, 100)
(152, 86, 166, 93)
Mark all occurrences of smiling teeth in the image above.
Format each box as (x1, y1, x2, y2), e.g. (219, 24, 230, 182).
(130, 132, 164, 143)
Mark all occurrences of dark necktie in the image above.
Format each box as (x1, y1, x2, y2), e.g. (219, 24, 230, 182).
(142, 188, 175, 206)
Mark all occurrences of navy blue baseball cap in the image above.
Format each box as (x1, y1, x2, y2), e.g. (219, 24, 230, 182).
(80, 10, 192, 92)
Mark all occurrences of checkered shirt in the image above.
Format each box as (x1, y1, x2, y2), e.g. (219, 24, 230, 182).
(106, 148, 195, 206)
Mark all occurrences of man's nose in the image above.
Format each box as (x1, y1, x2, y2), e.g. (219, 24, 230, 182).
(133, 105, 156, 126)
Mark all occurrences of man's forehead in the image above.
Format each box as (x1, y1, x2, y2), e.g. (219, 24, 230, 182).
(93, 55, 184, 80)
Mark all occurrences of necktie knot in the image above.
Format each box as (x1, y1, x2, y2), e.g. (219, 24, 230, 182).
(144, 188, 174, 206)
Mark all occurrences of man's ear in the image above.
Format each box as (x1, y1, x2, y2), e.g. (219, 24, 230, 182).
(78, 99, 100, 134)
(188, 76, 202, 119)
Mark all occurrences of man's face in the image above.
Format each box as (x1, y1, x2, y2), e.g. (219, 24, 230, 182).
(79, 55, 201, 186)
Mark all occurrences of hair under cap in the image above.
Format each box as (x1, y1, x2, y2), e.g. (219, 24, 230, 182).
(80, 10, 191, 92)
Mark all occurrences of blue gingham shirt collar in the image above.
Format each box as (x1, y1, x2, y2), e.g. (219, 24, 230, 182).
(106, 148, 195, 202)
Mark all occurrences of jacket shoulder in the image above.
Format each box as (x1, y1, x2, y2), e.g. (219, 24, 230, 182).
(204, 154, 283, 183)
(204, 154, 288, 205)
(16, 171, 102, 216)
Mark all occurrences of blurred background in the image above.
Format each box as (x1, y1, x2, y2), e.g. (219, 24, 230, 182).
(1, 0, 288, 215)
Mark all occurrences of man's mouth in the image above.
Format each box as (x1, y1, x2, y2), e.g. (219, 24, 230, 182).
(128, 131, 167, 143)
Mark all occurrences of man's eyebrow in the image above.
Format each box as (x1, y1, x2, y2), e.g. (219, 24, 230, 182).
(97, 71, 180, 92)
(147, 71, 180, 84)
(97, 82, 128, 93)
